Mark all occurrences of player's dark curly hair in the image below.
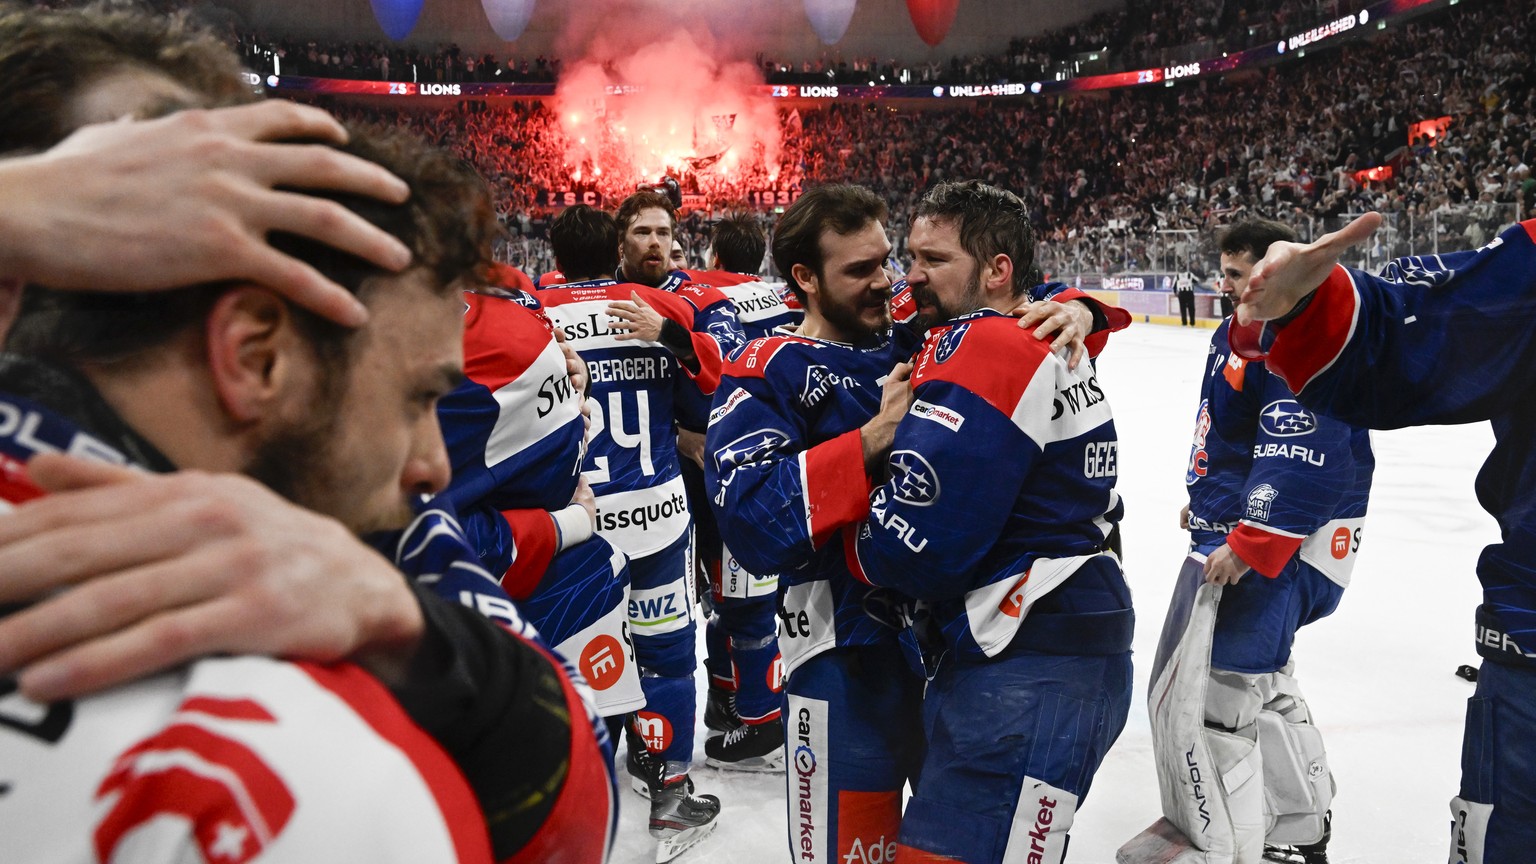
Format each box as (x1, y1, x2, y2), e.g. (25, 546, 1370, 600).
(770, 184, 888, 305)
(9, 124, 498, 374)
(913, 180, 1036, 299)
(615, 190, 678, 235)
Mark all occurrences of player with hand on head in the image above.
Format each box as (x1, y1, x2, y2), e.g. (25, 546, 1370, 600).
(0, 9, 611, 862)
(0, 117, 609, 863)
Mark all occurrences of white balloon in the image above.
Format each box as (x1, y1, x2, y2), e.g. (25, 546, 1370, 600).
(803, 0, 857, 45)
(481, 0, 536, 41)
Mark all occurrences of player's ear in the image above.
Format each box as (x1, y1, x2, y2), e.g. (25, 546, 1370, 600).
(984, 253, 1014, 297)
(204, 287, 313, 425)
(791, 263, 820, 301)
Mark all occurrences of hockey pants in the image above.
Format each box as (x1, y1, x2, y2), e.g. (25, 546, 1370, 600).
(626, 531, 698, 770)
(784, 643, 924, 864)
(896, 647, 1132, 864)
(1451, 657, 1536, 864)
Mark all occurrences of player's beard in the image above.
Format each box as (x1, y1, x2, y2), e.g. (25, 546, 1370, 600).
(909, 270, 984, 331)
(244, 379, 413, 537)
(819, 288, 892, 344)
(623, 250, 667, 287)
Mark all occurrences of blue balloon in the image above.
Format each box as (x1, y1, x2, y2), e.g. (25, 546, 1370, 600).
(369, 0, 424, 41)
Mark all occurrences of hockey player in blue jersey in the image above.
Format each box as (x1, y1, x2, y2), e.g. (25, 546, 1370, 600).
(707, 184, 927, 864)
(539, 203, 733, 862)
(708, 183, 1130, 864)
(842, 181, 1133, 864)
(1137, 220, 1374, 864)
(1230, 212, 1536, 864)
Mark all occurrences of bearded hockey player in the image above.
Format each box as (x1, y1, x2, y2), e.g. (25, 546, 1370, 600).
(843, 181, 1134, 864)
(0, 65, 610, 862)
(706, 184, 928, 864)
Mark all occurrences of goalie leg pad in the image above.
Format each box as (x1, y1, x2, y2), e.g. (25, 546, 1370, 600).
(1253, 666, 1331, 847)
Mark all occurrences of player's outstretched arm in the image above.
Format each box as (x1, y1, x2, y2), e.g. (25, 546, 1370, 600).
(0, 101, 415, 329)
(1236, 212, 1381, 324)
(0, 455, 424, 701)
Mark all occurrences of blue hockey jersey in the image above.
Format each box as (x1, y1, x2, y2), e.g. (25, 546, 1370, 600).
(706, 326, 925, 676)
(1245, 219, 1536, 662)
(539, 278, 735, 557)
(1186, 319, 1373, 581)
(845, 309, 1129, 659)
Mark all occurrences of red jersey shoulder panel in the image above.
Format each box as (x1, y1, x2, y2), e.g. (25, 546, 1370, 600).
(724, 335, 819, 379)
(911, 316, 1051, 419)
(462, 292, 556, 394)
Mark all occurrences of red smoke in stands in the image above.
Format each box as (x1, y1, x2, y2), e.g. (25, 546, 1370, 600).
(552, 0, 783, 199)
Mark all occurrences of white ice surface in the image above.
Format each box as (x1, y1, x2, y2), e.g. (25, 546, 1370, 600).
(607, 321, 1495, 864)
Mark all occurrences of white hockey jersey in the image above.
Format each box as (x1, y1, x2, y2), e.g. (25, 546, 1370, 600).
(0, 656, 491, 863)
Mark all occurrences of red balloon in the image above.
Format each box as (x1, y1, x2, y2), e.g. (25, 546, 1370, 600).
(906, 0, 959, 47)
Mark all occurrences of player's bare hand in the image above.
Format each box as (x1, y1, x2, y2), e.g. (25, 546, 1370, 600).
(1012, 298, 1092, 369)
(676, 428, 707, 469)
(607, 291, 664, 342)
(0, 102, 416, 327)
(0, 455, 424, 701)
(553, 328, 590, 394)
(1203, 543, 1253, 586)
(861, 361, 915, 474)
(1179, 504, 1190, 530)
(1237, 212, 1382, 325)
(572, 476, 597, 527)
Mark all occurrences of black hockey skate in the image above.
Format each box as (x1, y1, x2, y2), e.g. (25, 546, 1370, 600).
(626, 740, 658, 799)
(635, 750, 720, 863)
(703, 681, 742, 733)
(1263, 811, 1331, 864)
(704, 718, 785, 772)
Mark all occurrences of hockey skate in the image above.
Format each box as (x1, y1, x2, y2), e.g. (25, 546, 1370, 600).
(626, 740, 657, 799)
(1263, 811, 1331, 864)
(703, 681, 742, 733)
(704, 718, 784, 772)
(637, 754, 720, 863)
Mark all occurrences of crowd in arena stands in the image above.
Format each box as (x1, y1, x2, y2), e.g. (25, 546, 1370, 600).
(224, 0, 1353, 90)
(298, 0, 1530, 279)
(231, 32, 560, 82)
(759, 0, 1338, 85)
